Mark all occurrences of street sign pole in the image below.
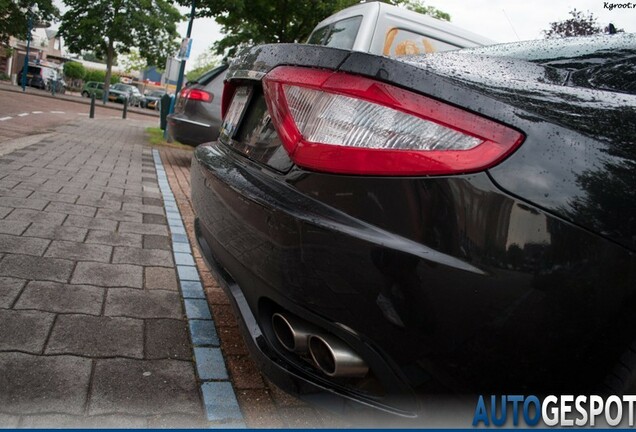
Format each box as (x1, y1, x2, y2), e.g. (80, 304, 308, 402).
(21, 12, 33, 92)
(164, 0, 195, 140)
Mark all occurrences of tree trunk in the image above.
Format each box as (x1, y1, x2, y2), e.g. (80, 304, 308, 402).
(103, 38, 114, 104)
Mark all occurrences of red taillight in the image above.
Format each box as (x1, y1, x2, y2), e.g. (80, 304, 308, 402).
(180, 88, 212, 102)
(261, 66, 524, 176)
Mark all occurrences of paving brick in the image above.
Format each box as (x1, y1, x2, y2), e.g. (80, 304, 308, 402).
(75, 197, 122, 210)
(5, 208, 66, 225)
(146, 414, 209, 429)
(112, 246, 173, 267)
(45, 201, 97, 217)
(145, 266, 178, 290)
(185, 298, 211, 320)
(0, 414, 20, 428)
(71, 262, 142, 288)
(194, 347, 229, 380)
(0, 233, 49, 256)
(15, 281, 103, 315)
(95, 208, 143, 223)
(219, 328, 250, 356)
(18, 414, 147, 429)
(0, 254, 74, 282)
(0, 353, 91, 415)
(189, 319, 219, 346)
(143, 234, 171, 250)
(177, 265, 199, 281)
(143, 213, 166, 225)
(122, 202, 166, 215)
(22, 223, 88, 242)
(0, 219, 30, 235)
(226, 355, 265, 389)
(105, 289, 182, 319)
(278, 407, 322, 428)
(29, 191, 78, 204)
(0, 309, 55, 353)
(174, 252, 195, 266)
(201, 381, 244, 422)
(0, 196, 48, 210)
(45, 240, 112, 262)
(207, 287, 230, 305)
(0, 277, 26, 308)
(103, 192, 142, 204)
(0, 187, 32, 198)
(182, 280, 205, 299)
(46, 315, 143, 358)
(120, 221, 168, 236)
(237, 389, 284, 428)
(212, 304, 239, 328)
(64, 215, 118, 231)
(85, 230, 142, 247)
(145, 319, 191, 360)
(142, 197, 163, 206)
(0, 206, 12, 218)
(89, 359, 201, 416)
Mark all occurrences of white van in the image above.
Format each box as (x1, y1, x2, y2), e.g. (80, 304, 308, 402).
(306, 2, 494, 57)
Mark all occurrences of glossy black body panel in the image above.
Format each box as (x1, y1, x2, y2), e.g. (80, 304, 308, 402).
(190, 39, 636, 416)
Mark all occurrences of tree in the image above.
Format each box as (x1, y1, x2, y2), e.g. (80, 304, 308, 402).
(119, 48, 148, 74)
(182, 0, 450, 57)
(58, 0, 182, 99)
(186, 48, 221, 81)
(544, 9, 602, 38)
(63, 61, 86, 79)
(393, 0, 450, 21)
(0, 0, 59, 44)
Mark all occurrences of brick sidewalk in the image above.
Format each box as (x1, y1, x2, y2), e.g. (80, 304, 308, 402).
(159, 147, 349, 429)
(0, 119, 206, 427)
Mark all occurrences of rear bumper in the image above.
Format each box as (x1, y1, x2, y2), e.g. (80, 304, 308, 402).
(167, 114, 219, 147)
(191, 141, 636, 416)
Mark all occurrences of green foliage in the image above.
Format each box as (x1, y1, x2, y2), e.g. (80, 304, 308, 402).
(391, 0, 450, 21)
(119, 49, 148, 74)
(81, 51, 106, 63)
(180, 0, 451, 57)
(0, 0, 59, 44)
(84, 69, 120, 84)
(179, 0, 360, 56)
(186, 49, 221, 81)
(63, 61, 86, 80)
(59, 0, 182, 94)
(544, 9, 602, 38)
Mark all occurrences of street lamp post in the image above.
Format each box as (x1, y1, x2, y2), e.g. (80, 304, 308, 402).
(21, 9, 34, 92)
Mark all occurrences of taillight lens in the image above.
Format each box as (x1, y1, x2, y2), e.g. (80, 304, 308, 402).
(180, 88, 212, 102)
(262, 66, 524, 176)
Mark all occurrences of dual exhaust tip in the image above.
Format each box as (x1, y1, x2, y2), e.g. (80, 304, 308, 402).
(271, 313, 368, 378)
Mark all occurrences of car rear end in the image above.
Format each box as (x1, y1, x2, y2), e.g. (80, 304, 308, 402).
(191, 41, 636, 421)
(167, 65, 228, 146)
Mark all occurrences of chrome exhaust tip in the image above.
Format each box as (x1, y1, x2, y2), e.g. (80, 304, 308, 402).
(308, 334, 369, 378)
(271, 313, 315, 354)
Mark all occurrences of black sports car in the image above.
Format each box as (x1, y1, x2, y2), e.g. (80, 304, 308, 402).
(167, 64, 228, 146)
(191, 34, 636, 422)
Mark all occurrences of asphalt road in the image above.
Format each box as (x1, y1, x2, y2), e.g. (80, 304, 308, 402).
(0, 89, 158, 146)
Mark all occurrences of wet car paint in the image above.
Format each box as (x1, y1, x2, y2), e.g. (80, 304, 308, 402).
(191, 38, 636, 418)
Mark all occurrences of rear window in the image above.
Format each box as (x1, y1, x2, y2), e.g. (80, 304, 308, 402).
(383, 28, 461, 56)
(307, 15, 362, 50)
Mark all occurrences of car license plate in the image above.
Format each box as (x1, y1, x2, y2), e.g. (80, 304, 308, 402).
(221, 86, 252, 140)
